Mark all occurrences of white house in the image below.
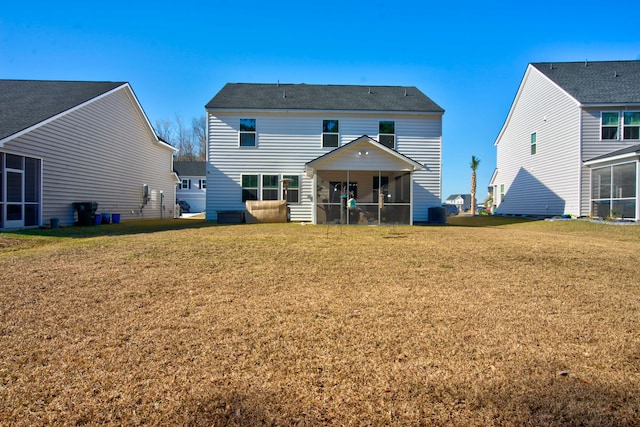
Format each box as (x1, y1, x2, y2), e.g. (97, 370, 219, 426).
(174, 161, 207, 213)
(444, 194, 474, 212)
(205, 83, 444, 225)
(0, 80, 179, 229)
(491, 61, 640, 220)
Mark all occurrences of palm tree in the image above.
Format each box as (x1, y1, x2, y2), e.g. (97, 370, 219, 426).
(470, 155, 480, 215)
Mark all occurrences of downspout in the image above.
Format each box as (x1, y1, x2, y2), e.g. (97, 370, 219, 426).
(577, 107, 584, 217)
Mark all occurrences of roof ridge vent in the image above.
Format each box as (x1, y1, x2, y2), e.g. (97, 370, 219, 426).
(550, 63, 553, 70)
(368, 87, 371, 94)
(283, 90, 286, 98)
(404, 89, 407, 96)
(614, 70, 618, 77)
(585, 59, 589, 67)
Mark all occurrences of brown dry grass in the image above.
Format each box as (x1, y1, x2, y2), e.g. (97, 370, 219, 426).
(1, 218, 639, 426)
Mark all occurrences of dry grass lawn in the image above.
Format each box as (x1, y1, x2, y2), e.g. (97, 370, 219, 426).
(1, 217, 639, 426)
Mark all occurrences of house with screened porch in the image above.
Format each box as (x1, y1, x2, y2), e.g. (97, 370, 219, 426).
(491, 60, 640, 220)
(205, 83, 444, 225)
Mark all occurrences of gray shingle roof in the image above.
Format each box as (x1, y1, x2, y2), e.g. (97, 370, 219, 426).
(0, 80, 125, 141)
(206, 83, 444, 113)
(532, 61, 640, 104)
(173, 161, 206, 176)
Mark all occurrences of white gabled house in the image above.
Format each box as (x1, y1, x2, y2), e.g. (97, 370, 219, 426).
(491, 61, 640, 220)
(0, 80, 179, 229)
(205, 83, 444, 225)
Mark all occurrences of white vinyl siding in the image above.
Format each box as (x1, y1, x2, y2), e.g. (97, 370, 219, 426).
(2, 87, 177, 226)
(207, 111, 442, 223)
(494, 66, 582, 216)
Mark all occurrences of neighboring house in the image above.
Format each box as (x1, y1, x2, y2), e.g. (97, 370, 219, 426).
(174, 161, 206, 212)
(205, 83, 444, 225)
(491, 60, 640, 220)
(444, 194, 474, 212)
(0, 80, 179, 229)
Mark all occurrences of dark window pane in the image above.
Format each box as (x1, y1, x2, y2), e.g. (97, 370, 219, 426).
(7, 204, 21, 220)
(379, 121, 395, 134)
(240, 119, 256, 131)
(283, 175, 299, 188)
(242, 175, 258, 188)
(25, 204, 38, 226)
(286, 189, 299, 203)
(623, 126, 639, 140)
(240, 133, 256, 146)
(323, 120, 338, 133)
(25, 158, 40, 203)
(262, 175, 279, 188)
(602, 127, 618, 140)
(7, 172, 22, 202)
(379, 134, 395, 149)
(263, 189, 278, 200)
(323, 134, 339, 147)
(6, 154, 22, 170)
(242, 189, 258, 202)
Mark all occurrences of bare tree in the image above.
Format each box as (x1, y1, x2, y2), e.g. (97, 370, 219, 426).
(154, 119, 175, 145)
(155, 115, 206, 161)
(192, 116, 206, 161)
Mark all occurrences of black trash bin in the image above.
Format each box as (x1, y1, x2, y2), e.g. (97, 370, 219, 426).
(73, 202, 99, 226)
(427, 207, 446, 224)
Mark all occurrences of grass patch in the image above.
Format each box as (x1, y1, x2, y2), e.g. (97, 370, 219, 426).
(1, 220, 639, 425)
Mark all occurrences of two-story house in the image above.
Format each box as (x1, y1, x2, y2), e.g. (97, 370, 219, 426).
(491, 61, 640, 220)
(205, 83, 444, 225)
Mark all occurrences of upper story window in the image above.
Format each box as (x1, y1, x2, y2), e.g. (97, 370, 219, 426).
(239, 119, 256, 147)
(601, 112, 619, 140)
(181, 179, 191, 189)
(199, 179, 206, 189)
(379, 121, 395, 149)
(530, 132, 537, 155)
(322, 120, 339, 147)
(623, 112, 640, 140)
(262, 175, 279, 200)
(241, 174, 258, 201)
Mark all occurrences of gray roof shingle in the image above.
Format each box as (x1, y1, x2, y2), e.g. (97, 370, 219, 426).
(0, 80, 125, 141)
(532, 60, 640, 104)
(205, 83, 444, 113)
(173, 161, 206, 176)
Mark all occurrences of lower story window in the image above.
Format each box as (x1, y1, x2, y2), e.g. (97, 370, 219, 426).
(282, 175, 300, 203)
(242, 174, 301, 203)
(1, 152, 42, 228)
(241, 175, 258, 202)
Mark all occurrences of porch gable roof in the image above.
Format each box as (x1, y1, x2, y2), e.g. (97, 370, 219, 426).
(305, 135, 423, 177)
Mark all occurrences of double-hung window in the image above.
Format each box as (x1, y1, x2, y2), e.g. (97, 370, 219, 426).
(623, 112, 640, 140)
(379, 121, 395, 149)
(239, 119, 256, 146)
(199, 179, 206, 189)
(601, 112, 619, 140)
(262, 175, 279, 200)
(322, 120, 339, 147)
(181, 179, 191, 189)
(530, 132, 537, 155)
(241, 175, 258, 201)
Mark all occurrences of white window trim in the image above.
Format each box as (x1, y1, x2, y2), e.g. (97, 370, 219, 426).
(623, 111, 640, 141)
(379, 120, 396, 149)
(239, 119, 257, 147)
(601, 111, 620, 141)
(322, 119, 339, 148)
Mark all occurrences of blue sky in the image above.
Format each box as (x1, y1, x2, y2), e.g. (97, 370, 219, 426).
(2, 1, 639, 201)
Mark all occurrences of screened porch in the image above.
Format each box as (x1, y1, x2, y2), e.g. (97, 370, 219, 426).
(315, 170, 412, 225)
